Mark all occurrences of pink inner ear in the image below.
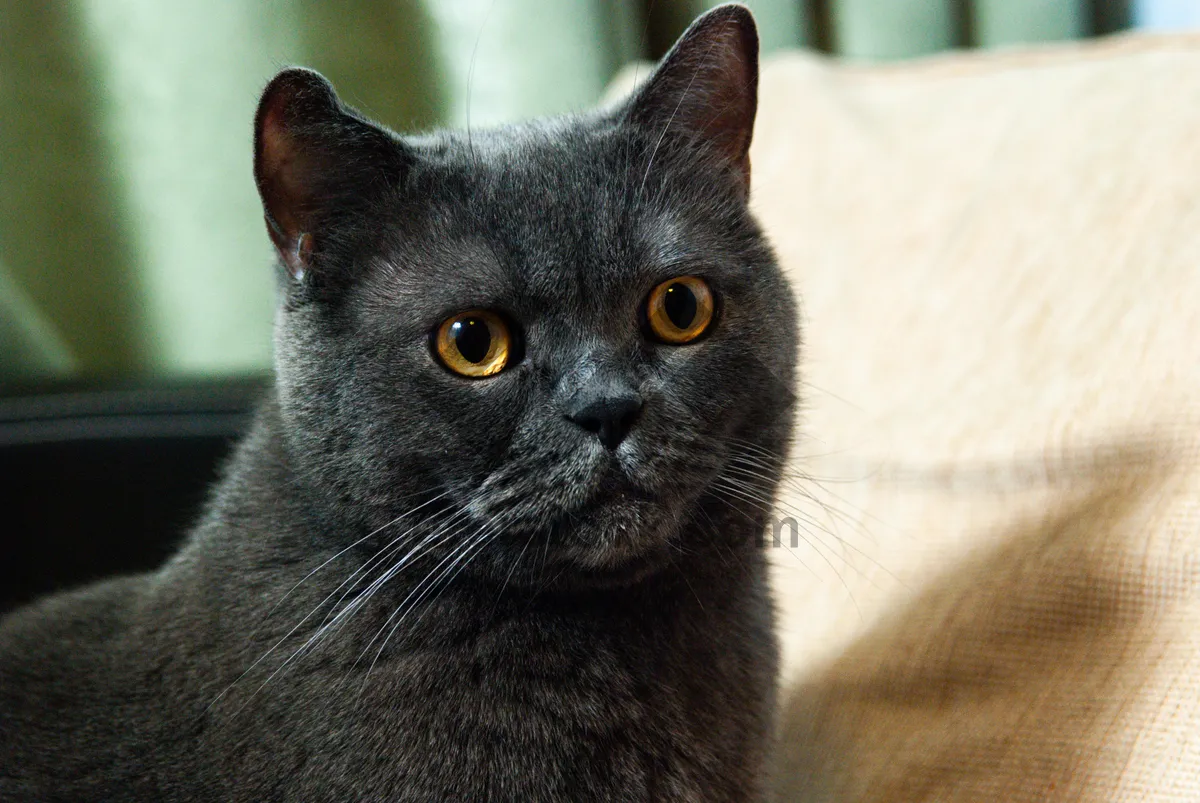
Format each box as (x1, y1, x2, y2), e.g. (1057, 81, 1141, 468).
(254, 68, 404, 280)
(258, 100, 313, 264)
(259, 143, 312, 277)
(259, 101, 288, 150)
(254, 68, 354, 279)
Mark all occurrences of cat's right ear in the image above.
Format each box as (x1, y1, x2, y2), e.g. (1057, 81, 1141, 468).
(254, 68, 407, 280)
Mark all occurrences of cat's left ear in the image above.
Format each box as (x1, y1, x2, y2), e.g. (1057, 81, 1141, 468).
(254, 68, 408, 280)
(624, 4, 759, 197)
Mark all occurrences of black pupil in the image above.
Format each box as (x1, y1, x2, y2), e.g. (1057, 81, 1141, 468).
(453, 318, 492, 363)
(663, 283, 698, 330)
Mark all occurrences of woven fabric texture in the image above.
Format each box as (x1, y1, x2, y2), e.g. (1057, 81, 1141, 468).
(747, 35, 1200, 802)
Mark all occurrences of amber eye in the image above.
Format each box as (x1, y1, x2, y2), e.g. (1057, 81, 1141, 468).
(434, 310, 512, 378)
(645, 276, 715, 344)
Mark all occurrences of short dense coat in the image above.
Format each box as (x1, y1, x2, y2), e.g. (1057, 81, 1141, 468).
(0, 6, 798, 800)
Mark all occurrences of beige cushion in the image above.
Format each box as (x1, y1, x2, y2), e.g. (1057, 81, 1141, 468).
(743, 35, 1200, 802)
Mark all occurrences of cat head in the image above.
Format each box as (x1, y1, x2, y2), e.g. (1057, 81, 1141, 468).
(254, 5, 796, 580)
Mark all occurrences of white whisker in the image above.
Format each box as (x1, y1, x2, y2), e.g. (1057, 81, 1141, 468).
(354, 509, 516, 697)
(207, 490, 452, 710)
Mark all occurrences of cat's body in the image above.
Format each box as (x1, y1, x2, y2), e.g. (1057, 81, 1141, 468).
(2, 405, 777, 801)
(0, 7, 797, 800)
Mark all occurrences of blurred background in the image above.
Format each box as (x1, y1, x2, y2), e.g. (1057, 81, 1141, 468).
(1, 0, 1196, 609)
(10, 0, 1200, 389)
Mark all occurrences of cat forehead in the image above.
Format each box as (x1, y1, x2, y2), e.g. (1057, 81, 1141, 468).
(369, 208, 699, 309)
(411, 116, 701, 216)
(360, 121, 737, 313)
(415, 113, 618, 166)
(390, 125, 709, 273)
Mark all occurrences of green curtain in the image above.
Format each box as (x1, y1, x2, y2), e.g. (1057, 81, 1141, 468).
(831, 0, 956, 59)
(0, 257, 76, 382)
(0, 0, 1102, 387)
(0, 0, 634, 385)
(975, 0, 1085, 47)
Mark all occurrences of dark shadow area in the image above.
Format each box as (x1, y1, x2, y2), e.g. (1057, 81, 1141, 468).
(0, 379, 265, 614)
(1092, 0, 1132, 35)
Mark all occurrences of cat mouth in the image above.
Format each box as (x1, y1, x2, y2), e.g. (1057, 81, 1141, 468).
(575, 477, 657, 515)
(466, 451, 671, 556)
(545, 467, 665, 542)
(587, 459, 660, 504)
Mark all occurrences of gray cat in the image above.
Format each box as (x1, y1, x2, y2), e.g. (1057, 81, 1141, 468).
(0, 5, 797, 800)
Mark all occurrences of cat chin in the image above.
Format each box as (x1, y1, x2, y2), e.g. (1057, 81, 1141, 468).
(546, 495, 685, 572)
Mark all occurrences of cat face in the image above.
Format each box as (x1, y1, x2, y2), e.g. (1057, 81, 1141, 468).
(257, 7, 796, 577)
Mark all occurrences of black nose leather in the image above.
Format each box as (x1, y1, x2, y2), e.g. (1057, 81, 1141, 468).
(567, 390, 643, 450)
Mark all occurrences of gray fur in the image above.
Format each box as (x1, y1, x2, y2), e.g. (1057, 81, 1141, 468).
(0, 6, 798, 800)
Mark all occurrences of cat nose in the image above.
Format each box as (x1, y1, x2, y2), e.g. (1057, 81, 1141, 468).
(566, 388, 644, 450)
